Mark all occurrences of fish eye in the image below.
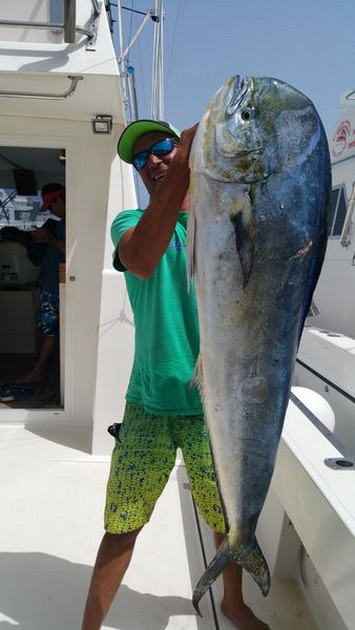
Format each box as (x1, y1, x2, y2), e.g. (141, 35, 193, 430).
(241, 107, 256, 121)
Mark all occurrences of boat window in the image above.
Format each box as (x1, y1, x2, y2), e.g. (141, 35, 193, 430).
(329, 184, 347, 237)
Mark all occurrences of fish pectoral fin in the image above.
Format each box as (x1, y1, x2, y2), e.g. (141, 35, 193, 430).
(190, 355, 208, 413)
(192, 535, 270, 615)
(190, 354, 204, 396)
(229, 189, 255, 288)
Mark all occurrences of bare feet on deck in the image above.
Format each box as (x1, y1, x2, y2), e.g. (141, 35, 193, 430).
(11, 370, 44, 384)
(221, 597, 270, 629)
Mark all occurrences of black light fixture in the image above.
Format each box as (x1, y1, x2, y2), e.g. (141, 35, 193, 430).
(92, 114, 113, 134)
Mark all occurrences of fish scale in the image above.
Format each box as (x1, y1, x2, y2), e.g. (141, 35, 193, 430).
(187, 74, 331, 614)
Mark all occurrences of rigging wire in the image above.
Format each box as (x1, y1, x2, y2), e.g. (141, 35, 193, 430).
(151, 0, 164, 120)
(127, 0, 134, 61)
(165, 0, 186, 101)
(126, 0, 135, 120)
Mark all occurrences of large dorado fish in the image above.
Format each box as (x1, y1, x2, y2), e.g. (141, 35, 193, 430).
(187, 75, 331, 613)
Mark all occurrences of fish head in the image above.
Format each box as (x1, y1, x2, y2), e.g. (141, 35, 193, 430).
(191, 75, 326, 185)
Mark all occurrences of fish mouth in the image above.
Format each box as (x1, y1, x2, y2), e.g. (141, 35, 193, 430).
(228, 146, 263, 158)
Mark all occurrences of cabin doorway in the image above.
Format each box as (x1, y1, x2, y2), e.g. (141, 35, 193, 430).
(0, 146, 66, 410)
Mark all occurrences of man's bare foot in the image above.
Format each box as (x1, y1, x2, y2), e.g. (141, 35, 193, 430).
(221, 598, 270, 629)
(12, 370, 44, 384)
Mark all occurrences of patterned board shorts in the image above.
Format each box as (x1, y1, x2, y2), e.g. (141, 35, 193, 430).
(104, 401, 226, 535)
(38, 289, 60, 336)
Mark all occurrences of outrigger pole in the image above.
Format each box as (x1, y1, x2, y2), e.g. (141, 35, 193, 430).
(115, 0, 165, 122)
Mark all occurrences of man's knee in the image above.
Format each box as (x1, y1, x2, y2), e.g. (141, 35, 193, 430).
(103, 527, 143, 548)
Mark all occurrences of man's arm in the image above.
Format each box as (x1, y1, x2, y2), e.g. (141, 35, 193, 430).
(31, 226, 65, 254)
(118, 125, 197, 278)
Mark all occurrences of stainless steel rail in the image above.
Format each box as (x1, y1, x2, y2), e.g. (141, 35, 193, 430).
(0, 0, 102, 47)
(0, 75, 83, 100)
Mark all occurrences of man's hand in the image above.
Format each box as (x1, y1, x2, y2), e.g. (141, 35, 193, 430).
(31, 227, 50, 243)
(31, 227, 65, 254)
(177, 124, 199, 163)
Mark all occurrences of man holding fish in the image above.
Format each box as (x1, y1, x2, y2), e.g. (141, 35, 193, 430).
(81, 116, 270, 629)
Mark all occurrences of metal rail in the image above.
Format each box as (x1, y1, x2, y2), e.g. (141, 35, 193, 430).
(0, 20, 94, 39)
(64, 0, 76, 43)
(290, 390, 355, 470)
(0, 75, 83, 100)
(0, 0, 102, 48)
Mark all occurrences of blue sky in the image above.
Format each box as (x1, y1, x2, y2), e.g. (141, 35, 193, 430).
(117, 0, 355, 140)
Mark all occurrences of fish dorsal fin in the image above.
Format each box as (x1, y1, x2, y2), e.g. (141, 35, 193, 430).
(229, 188, 255, 288)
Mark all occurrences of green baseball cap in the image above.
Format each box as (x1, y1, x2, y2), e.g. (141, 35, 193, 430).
(117, 119, 181, 164)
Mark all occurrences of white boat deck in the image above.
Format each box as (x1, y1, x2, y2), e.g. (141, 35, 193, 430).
(0, 425, 318, 629)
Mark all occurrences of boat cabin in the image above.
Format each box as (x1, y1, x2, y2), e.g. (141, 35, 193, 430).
(0, 0, 136, 454)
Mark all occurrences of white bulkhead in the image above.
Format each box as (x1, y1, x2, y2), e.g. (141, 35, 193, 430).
(0, 1, 136, 454)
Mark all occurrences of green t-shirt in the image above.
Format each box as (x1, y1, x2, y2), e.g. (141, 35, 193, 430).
(110, 209, 203, 415)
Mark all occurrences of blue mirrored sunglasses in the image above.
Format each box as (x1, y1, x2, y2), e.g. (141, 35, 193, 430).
(132, 138, 176, 171)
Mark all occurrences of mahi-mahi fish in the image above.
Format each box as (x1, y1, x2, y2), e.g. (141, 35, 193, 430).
(187, 75, 331, 613)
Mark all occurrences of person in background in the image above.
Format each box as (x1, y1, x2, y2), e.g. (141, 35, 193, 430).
(81, 120, 269, 630)
(15, 182, 66, 384)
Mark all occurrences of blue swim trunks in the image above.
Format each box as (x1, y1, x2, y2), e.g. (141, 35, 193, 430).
(38, 289, 60, 336)
(104, 402, 226, 535)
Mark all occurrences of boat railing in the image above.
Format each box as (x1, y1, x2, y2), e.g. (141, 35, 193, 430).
(0, 0, 102, 50)
(341, 181, 355, 248)
(0, 75, 84, 101)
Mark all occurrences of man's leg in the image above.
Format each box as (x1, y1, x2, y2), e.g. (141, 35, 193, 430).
(214, 532, 270, 630)
(82, 404, 177, 629)
(81, 528, 142, 630)
(14, 289, 60, 383)
(14, 335, 57, 383)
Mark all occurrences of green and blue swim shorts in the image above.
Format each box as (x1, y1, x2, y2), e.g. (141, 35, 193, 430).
(104, 401, 226, 534)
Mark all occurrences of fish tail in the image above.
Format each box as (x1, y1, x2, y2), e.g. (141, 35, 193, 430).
(192, 535, 270, 616)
